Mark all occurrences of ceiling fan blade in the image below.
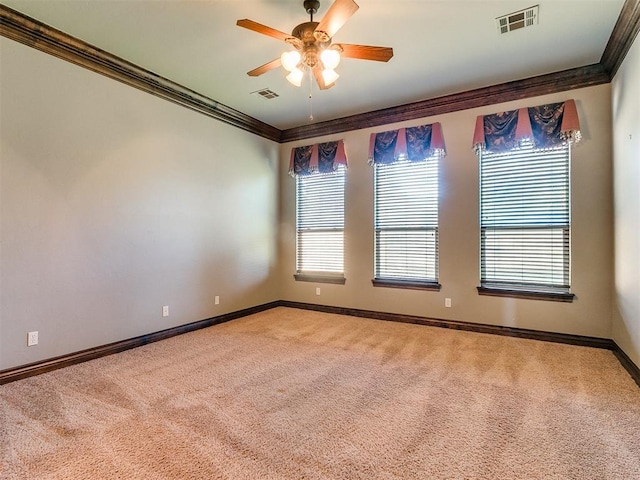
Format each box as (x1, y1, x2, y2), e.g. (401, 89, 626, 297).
(313, 64, 335, 90)
(337, 44, 394, 62)
(314, 0, 359, 39)
(236, 19, 292, 42)
(247, 58, 282, 77)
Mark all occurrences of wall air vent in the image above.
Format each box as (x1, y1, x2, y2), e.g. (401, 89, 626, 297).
(497, 5, 539, 34)
(252, 88, 279, 100)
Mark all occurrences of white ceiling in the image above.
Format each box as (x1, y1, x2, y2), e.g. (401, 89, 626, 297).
(2, 0, 625, 130)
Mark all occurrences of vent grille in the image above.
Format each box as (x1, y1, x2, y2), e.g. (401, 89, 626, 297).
(252, 88, 279, 100)
(497, 5, 538, 34)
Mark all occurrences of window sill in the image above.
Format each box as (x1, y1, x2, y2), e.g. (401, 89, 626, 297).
(372, 279, 441, 291)
(477, 286, 575, 302)
(294, 274, 346, 285)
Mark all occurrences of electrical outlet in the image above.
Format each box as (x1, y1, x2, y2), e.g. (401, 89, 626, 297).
(215, 296, 220, 305)
(27, 331, 38, 346)
(445, 298, 452, 308)
(315, 287, 321, 296)
(162, 306, 169, 317)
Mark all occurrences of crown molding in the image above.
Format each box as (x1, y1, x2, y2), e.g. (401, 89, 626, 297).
(282, 0, 639, 142)
(1, 0, 639, 144)
(601, 0, 640, 77)
(279, 64, 609, 142)
(0, 4, 281, 142)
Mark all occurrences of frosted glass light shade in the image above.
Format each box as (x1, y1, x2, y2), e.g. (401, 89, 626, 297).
(281, 51, 301, 71)
(321, 49, 341, 70)
(322, 68, 339, 86)
(286, 68, 304, 87)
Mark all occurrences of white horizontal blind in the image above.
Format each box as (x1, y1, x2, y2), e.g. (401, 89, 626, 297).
(480, 140, 570, 292)
(374, 158, 439, 282)
(296, 167, 345, 274)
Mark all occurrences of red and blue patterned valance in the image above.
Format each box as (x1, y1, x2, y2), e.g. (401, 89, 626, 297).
(472, 99, 581, 153)
(368, 122, 446, 165)
(289, 139, 347, 177)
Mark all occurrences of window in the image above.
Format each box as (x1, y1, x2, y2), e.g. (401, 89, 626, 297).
(374, 157, 439, 288)
(479, 139, 572, 300)
(295, 166, 345, 282)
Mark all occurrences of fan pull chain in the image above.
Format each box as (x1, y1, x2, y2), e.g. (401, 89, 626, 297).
(308, 68, 314, 122)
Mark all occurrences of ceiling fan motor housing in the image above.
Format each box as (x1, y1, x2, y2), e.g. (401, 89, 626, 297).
(304, 0, 321, 16)
(290, 21, 330, 68)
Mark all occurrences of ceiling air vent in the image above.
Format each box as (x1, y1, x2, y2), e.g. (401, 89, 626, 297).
(497, 5, 539, 34)
(252, 88, 279, 100)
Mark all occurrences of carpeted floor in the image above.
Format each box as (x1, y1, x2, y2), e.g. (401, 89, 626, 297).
(1, 307, 639, 479)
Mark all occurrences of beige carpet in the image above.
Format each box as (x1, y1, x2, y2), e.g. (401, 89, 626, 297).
(1, 307, 639, 479)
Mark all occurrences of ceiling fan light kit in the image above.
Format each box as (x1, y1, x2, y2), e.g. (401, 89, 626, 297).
(237, 0, 393, 90)
(320, 48, 341, 70)
(281, 50, 302, 71)
(321, 68, 339, 86)
(286, 68, 305, 87)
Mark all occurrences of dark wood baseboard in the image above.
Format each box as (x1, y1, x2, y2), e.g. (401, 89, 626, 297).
(281, 301, 640, 387)
(279, 300, 615, 349)
(612, 342, 640, 388)
(2, 299, 638, 389)
(0, 301, 280, 385)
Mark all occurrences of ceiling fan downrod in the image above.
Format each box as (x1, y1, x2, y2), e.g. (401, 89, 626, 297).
(304, 0, 320, 21)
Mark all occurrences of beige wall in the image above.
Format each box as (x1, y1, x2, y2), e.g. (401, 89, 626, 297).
(280, 85, 614, 339)
(612, 35, 640, 366)
(0, 39, 280, 370)
(0, 30, 624, 372)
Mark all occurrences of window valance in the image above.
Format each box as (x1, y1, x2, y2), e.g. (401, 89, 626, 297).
(289, 140, 347, 177)
(368, 122, 446, 165)
(472, 99, 581, 153)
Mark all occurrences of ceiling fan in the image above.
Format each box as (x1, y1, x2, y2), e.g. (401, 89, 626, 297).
(237, 0, 394, 90)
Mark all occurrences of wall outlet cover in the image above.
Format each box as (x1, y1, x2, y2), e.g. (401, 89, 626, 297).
(27, 331, 39, 346)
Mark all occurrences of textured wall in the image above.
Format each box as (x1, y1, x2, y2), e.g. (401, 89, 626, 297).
(280, 85, 614, 339)
(612, 34, 640, 366)
(0, 38, 280, 370)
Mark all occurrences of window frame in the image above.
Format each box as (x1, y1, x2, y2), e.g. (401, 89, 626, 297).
(294, 166, 346, 284)
(372, 157, 441, 291)
(477, 140, 574, 302)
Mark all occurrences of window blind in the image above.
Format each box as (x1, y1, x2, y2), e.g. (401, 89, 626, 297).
(374, 158, 439, 282)
(480, 140, 570, 292)
(296, 167, 345, 274)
